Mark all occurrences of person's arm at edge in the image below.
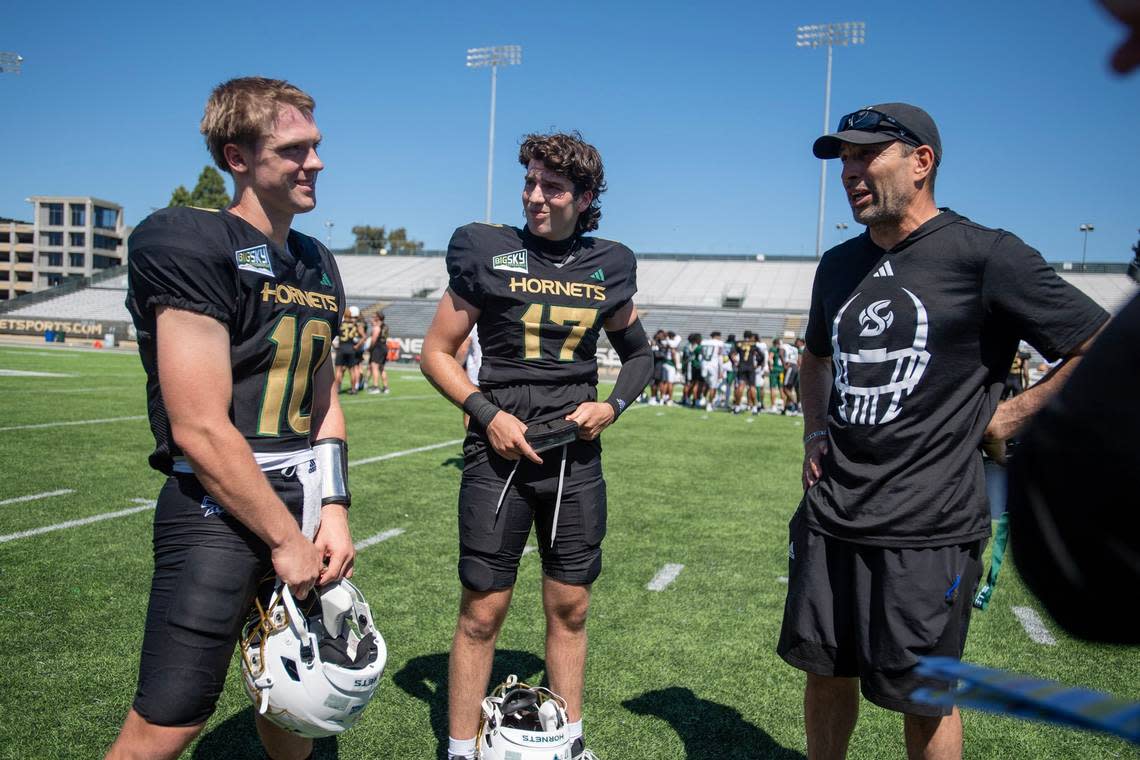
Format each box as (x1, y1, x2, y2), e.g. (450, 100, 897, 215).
(308, 354, 354, 585)
(566, 300, 651, 440)
(156, 306, 321, 598)
(421, 289, 541, 463)
(800, 348, 833, 491)
(984, 322, 1108, 460)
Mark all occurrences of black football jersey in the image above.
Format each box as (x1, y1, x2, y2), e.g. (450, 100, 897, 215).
(447, 222, 637, 392)
(126, 207, 346, 474)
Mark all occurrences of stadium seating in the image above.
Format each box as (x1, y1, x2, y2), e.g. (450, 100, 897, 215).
(4, 255, 1135, 345)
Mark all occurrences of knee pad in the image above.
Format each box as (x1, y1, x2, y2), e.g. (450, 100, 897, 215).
(458, 556, 497, 592)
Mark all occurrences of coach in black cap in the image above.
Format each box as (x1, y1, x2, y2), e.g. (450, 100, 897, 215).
(776, 102, 1108, 759)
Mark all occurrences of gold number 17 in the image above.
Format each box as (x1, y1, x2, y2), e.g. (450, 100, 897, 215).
(520, 304, 600, 361)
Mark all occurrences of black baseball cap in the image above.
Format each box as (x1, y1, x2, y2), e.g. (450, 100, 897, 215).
(813, 102, 942, 165)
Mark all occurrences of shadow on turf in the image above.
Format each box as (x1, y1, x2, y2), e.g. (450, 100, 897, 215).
(392, 649, 547, 760)
(624, 686, 805, 759)
(192, 707, 339, 758)
(441, 456, 464, 471)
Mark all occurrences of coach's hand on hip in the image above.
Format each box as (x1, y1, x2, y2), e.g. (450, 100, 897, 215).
(566, 401, 615, 441)
(487, 410, 544, 464)
(802, 434, 829, 491)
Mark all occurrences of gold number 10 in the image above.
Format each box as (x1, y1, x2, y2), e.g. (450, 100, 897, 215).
(520, 304, 600, 361)
(258, 315, 333, 436)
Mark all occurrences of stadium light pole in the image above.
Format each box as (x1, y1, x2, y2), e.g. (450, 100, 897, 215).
(0, 52, 24, 74)
(1079, 223, 1095, 269)
(324, 220, 335, 249)
(836, 221, 849, 240)
(467, 45, 522, 223)
(796, 22, 865, 259)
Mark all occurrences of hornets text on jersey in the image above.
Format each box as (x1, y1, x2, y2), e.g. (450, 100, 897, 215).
(126, 207, 346, 474)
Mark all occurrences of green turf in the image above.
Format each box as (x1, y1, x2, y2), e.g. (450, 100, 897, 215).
(0, 344, 1136, 759)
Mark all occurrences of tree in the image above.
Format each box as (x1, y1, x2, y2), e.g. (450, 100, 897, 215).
(190, 166, 231, 209)
(168, 185, 192, 207)
(168, 166, 230, 209)
(387, 227, 425, 255)
(352, 225, 387, 254)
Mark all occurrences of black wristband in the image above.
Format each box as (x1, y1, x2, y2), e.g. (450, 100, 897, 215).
(462, 391, 501, 430)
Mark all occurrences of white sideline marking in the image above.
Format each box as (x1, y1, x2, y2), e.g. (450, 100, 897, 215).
(0, 439, 464, 542)
(777, 576, 789, 584)
(523, 544, 538, 556)
(340, 393, 438, 405)
(647, 563, 685, 591)
(0, 369, 74, 378)
(0, 415, 146, 433)
(1012, 606, 1057, 646)
(0, 500, 154, 544)
(354, 528, 405, 550)
(349, 439, 463, 467)
(0, 489, 75, 507)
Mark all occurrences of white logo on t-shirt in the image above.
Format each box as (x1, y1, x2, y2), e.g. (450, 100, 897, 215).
(858, 299, 895, 337)
(832, 287, 930, 426)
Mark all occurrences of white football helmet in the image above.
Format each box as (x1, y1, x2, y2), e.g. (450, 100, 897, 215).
(478, 675, 573, 760)
(240, 579, 387, 738)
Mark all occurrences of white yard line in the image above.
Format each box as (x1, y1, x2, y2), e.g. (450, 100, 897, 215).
(349, 439, 463, 467)
(1012, 606, 1058, 646)
(523, 544, 538, 556)
(354, 528, 405, 550)
(777, 576, 789, 584)
(0, 500, 154, 544)
(339, 393, 439, 405)
(0, 415, 146, 433)
(647, 563, 685, 592)
(0, 369, 75, 378)
(0, 489, 75, 507)
(0, 438, 463, 543)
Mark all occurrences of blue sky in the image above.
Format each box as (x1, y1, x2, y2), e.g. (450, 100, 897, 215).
(2, 0, 1137, 262)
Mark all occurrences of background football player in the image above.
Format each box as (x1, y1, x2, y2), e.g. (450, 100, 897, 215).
(108, 77, 355, 760)
(420, 131, 652, 760)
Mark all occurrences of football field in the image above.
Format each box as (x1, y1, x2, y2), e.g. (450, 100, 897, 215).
(0, 343, 1136, 759)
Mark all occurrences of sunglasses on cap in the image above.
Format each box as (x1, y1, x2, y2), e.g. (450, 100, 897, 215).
(837, 109, 922, 147)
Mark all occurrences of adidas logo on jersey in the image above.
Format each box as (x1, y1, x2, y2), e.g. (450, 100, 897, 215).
(320, 272, 333, 287)
(872, 261, 895, 278)
(493, 249, 529, 274)
(589, 268, 605, 282)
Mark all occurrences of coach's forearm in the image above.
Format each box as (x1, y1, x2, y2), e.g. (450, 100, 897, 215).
(799, 349, 833, 435)
(987, 325, 1106, 441)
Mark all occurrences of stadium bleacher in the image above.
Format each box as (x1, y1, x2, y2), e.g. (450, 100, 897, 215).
(3, 254, 1135, 346)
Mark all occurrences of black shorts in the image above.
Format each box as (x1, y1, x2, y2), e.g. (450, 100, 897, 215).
(736, 369, 756, 386)
(132, 471, 304, 727)
(336, 343, 360, 367)
(784, 365, 799, 390)
(457, 439, 606, 592)
(687, 365, 702, 384)
(777, 509, 985, 716)
(370, 343, 388, 365)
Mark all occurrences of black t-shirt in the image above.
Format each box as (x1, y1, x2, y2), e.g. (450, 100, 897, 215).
(802, 210, 1108, 547)
(126, 207, 346, 474)
(447, 222, 637, 407)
